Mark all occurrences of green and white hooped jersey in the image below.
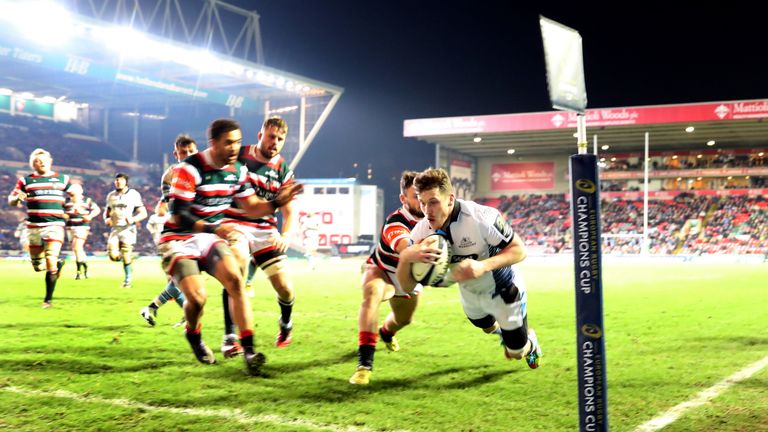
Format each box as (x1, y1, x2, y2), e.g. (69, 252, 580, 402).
(12, 172, 72, 228)
(65, 197, 99, 228)
(161, 149, 254, 242)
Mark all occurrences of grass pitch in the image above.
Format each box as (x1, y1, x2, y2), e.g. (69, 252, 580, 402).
(0, 256, 766, 431)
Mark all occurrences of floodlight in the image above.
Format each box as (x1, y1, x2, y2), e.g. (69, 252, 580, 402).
(0, 0, 75, 46)
(102, 27, 151, 57)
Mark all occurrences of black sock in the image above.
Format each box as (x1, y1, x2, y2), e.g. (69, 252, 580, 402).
(76, 261, 82, 273)
(82, 262, 88, 273)
(222, 290, 235, 335)
(240, 334, 254, 354)
(278, 297, 294, 326)
(184, 329, 201, 345)
(358, 345, 375, 369)
(44, 272, 57, 302)
(148, 303, 159, 311)
(379, 327, 394, 343)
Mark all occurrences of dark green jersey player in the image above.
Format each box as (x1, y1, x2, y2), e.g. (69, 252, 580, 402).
(7, 149, 73, 308)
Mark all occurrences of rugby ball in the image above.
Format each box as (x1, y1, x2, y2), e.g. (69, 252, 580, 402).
(410, 233, 451, 286)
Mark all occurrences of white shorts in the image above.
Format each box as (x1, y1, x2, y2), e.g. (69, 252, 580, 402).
(158, 233, 226, 275)
(233, 225, 279, 255)
(66, 226, 91, 242)
(18, 229, 29, 246)
(108, 225, 137, 247)
(230, 225, 288, 272)
(459, 272, 528, 331)
(28, 225, 65, 247)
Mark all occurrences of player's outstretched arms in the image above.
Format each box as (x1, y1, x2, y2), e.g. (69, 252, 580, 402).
(238, 182, 304, 220)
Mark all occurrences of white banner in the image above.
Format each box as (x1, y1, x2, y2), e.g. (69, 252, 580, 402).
(540, 16, 587, 113)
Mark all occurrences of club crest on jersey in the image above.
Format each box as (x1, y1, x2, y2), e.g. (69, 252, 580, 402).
(457, 236, 475, 248)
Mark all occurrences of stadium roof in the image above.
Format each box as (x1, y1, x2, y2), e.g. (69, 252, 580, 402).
(0, 1, 342, 111)
(404, 100, 768, 157)
(0, 0, 343, 167)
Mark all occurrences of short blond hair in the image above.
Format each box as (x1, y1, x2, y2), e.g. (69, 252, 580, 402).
(28, 148, 51, 169)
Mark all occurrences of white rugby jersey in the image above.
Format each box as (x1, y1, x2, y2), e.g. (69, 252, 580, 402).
(410, 199, 518, 294)
(105, 188, 145, 227)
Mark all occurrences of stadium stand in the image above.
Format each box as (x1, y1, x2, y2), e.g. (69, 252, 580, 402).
(477, 192, 767, 256)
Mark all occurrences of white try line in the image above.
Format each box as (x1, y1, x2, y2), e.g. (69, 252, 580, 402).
(634, 355, 768, 432)
(1, 385, 410, 432)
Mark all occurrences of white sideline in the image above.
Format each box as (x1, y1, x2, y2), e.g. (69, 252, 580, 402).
(1, 386, 410, 432)
(634, 355, 768, 432)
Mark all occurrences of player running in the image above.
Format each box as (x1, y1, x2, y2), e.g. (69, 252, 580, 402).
(224, 117, 298, 350)
(7, 149, 74, 308)
(349, 171, 425, 385)
(160, 118, 302, 373)
(396, 168, 542, 369)
(64, 183, 100, 280)
(139, 134, 198, 326)
(104, 173, 147, 288)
